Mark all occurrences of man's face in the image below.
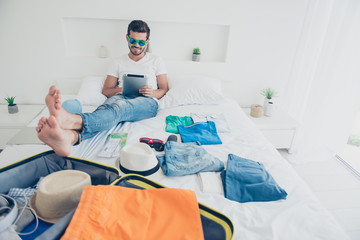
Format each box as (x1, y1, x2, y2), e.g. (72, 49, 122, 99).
(127, 30, 148, 56)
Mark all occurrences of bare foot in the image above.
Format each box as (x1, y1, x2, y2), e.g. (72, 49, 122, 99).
(36, 117, 48, 133)
(45, 85, 62, 115)
(37, 116, 78, 157)
(45, 86, 82, 130)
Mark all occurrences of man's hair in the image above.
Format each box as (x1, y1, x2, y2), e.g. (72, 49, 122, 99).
(127, 20, 150, 39)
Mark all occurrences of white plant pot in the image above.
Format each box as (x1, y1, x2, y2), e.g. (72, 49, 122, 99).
(263, 98, 274, 117)
(192, 54, 200, 62)
(8, 104, 19, 114)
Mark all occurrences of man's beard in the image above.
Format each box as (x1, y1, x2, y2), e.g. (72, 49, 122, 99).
(129, 45, 146, 56)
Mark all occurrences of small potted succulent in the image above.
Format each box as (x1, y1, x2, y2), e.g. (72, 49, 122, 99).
(192, 48, 201, 62)
(5, 96, 18, 114)
(261, 88, 278, 100)
(261, 88, 278, 116)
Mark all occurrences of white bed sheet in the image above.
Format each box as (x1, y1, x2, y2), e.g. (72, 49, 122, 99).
(0, 98, 349, 240)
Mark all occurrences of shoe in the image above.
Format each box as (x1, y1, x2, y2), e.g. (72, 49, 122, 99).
(166, 135, 177, 142)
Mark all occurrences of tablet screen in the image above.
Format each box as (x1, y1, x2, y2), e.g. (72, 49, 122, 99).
(122, 74, 148, 98)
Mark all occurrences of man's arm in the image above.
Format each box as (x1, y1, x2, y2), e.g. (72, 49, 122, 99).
(139, 74, 168, 99)
(102, 75, 122, 98)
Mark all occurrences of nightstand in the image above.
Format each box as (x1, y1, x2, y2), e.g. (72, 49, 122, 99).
(243, 107, 299, 153)
(0, 105, 44, 149)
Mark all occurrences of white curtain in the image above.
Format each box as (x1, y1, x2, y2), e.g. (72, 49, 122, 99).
(282, 0, 360, 163)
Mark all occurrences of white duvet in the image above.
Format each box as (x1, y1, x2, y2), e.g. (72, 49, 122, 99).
(0, 98, 349, 240)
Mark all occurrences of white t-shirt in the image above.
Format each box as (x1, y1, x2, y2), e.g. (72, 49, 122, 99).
(107, 53, 167, 90)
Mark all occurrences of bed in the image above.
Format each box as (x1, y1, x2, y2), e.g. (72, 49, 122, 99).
(0, 74, 350, 240)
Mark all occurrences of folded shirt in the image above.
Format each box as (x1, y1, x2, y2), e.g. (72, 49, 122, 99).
(191, 113, 230, 133)
(8, 177, 42, 205)
(157, 141, 224, 176)
(165, 115, 193, 134)
(178, 121, 222, 145)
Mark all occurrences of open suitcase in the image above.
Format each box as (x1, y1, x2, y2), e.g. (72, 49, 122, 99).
(0, 150, 234, 240)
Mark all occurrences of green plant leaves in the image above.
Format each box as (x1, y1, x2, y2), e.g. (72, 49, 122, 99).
(193, 48, 201, 55)
(4, 96, 15, 105)
(261, 88, 278, 99)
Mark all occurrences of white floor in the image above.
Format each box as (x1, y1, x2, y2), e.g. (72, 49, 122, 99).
(279, 150, 360, 240)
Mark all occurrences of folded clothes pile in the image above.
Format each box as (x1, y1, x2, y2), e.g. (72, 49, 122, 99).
(157, 141, 224, 176)
(165, 113, 230, 145)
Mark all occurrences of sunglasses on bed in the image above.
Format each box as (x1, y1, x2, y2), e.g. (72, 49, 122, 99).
(139, 137, 164, 151)
(127, 36, 148, 46)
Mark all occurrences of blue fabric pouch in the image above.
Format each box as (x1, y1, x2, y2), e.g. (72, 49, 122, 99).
(156, 141, 224, 176)
(221, 154, 287, 203)
(178, 121, 222, 145)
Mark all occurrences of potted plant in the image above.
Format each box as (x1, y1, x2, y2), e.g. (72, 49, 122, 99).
(260, 88, 278, 116)
(192, 48, 201, 62)
(5, 96, 18, 114)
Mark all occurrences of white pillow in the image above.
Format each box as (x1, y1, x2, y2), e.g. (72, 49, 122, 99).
(77, 76, 107, 106)
(158, 74, 225, 109)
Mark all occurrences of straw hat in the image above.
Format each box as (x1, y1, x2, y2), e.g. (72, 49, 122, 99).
(118, 142, 161, 177)
(30, 170, 91, 223)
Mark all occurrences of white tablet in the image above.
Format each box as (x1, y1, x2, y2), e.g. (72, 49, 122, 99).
(122, 74, 148, 98)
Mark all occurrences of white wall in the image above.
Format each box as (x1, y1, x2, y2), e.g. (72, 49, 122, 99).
(0, 0, 309, 107)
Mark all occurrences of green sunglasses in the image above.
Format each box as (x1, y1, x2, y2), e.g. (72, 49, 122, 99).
(127, 36, 148, 46)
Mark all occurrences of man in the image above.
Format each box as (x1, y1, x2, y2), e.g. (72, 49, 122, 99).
(36, 20, 168, 157)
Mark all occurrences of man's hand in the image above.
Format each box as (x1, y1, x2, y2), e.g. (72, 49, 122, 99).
(102, 75, 121, 98)
(140, 74, 168, 99)
(139, 85, 154, 97)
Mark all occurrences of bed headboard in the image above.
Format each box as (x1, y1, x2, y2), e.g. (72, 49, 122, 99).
(57, 18, 234, 96)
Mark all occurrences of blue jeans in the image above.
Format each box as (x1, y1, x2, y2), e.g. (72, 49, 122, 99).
(79, 95, 158, 141)
(156, 141, 224, 176)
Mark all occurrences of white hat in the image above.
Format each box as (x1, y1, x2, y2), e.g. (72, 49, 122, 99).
(118, 142, 160, 177)
(29, 170, 91, 223)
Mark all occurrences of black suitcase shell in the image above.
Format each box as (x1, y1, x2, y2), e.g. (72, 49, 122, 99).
(0, 150, 234, 240)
